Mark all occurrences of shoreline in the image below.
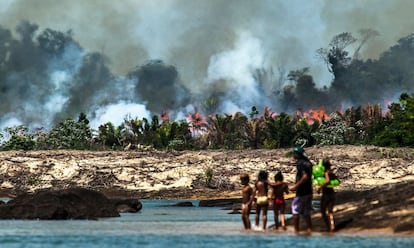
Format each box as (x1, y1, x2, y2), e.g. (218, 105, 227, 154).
(0, 185, 413, 236)
(0, 146, 413, 235)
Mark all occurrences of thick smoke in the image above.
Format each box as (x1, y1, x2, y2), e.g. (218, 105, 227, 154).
(1, 0, 414, 130)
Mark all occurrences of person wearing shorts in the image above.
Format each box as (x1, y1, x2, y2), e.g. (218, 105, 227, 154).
(270, 171, 289, 230)
(289, 146, 313, 234)
(252, 170, 269, 231)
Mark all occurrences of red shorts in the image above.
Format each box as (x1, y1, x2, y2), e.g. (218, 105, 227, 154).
(274, 198, 285, 205)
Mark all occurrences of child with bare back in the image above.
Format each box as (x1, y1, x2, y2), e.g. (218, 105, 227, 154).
(270, 171, 289, 230)
(252, 170, 269, 231)
(240, 173, 253, 230)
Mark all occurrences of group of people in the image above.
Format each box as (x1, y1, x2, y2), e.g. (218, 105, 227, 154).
(240, 146, 337, 234)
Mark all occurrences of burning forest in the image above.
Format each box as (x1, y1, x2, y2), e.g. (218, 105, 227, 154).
(1, 1, 414, 150)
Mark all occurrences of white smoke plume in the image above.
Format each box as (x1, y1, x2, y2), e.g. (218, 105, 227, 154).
(205, 31, 267, 114)
(90, 101, 151, 130)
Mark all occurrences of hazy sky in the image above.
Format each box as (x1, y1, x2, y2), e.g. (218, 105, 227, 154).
(1, 0, 414, 129)
(2, 0, 412, 83)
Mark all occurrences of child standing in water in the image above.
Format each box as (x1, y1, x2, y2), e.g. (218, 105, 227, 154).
(317, 158, 336, 232)
(240, 173, 253, 230)
(270, 171, 289, 230)
(252, 170, 269, 231)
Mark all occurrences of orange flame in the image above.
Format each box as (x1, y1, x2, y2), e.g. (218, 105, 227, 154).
(297, 107, 329, 124)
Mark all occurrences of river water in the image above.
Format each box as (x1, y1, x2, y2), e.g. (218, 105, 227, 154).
(0, 200, 412, 247)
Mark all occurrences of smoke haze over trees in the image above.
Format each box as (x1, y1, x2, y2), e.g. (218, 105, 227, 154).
(1, 0, 414, 130)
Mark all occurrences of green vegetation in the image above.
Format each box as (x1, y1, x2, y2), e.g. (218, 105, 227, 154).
(1, 93, 414, 151)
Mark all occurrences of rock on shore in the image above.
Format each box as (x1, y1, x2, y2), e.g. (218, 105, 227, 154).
(0, 187, 142, 219)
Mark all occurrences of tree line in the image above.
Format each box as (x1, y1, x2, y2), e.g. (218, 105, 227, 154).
(1, 92, 413, 151)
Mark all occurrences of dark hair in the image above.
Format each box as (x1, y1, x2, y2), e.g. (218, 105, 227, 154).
(240, 173, 250, 185)
(274, 171, 283, 181)
(258, 170, 268, 181)
(323, 158, 332, 170)
(257, 170, 269, 193)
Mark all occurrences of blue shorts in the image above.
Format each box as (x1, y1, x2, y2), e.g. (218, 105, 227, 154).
(292, 194, 312, 216)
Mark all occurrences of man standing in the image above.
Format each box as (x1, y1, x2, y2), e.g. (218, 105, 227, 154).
(289, 146, 313, 234)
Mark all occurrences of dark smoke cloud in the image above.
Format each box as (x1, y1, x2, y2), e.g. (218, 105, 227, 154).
(0, 0, 414, 130)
